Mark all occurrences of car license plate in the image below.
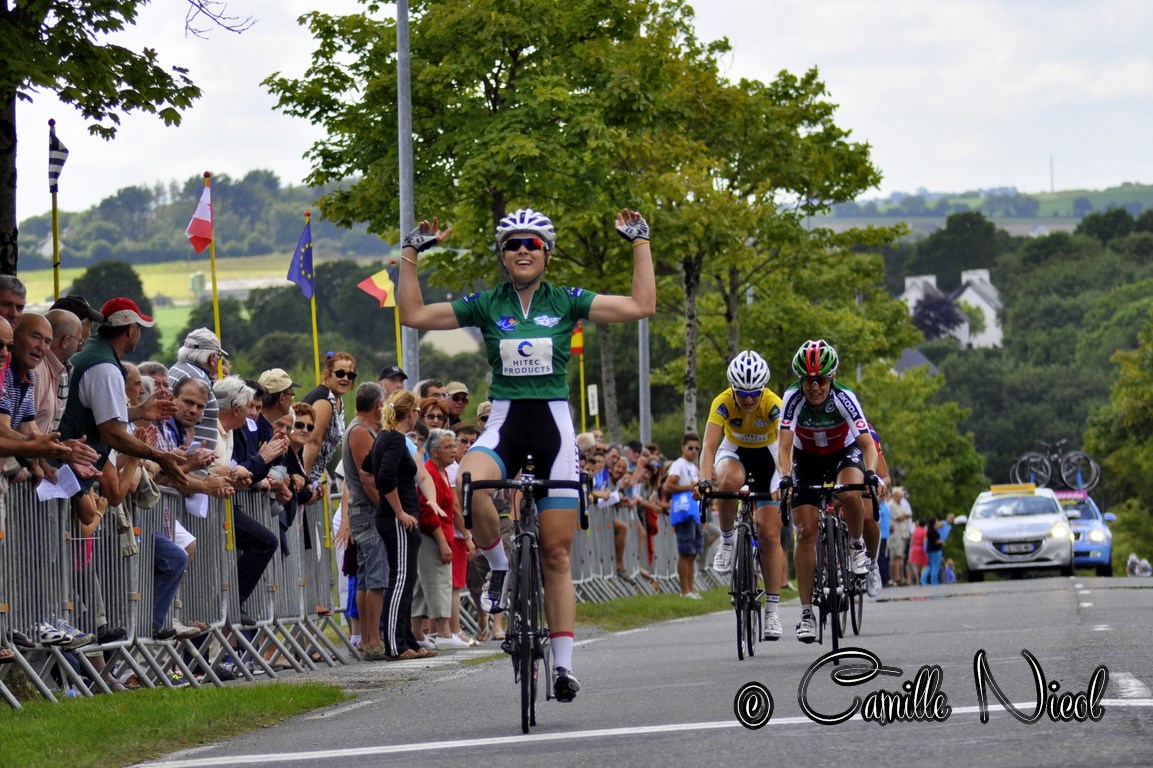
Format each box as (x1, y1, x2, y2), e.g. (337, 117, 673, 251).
(1001, 542, 1035, 554)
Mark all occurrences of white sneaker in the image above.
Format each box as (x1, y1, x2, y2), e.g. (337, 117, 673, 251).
(866, 559, 882, 598)
(171, 620, 205, 640)
(850, 544, 870, 575)
(762, 609, 783, 641)
(434, 634, 471, 650)
(416, 637, 437, 650)
(796, 612, 817, 643)
(713, 541, 734, 574)
(682, 591, 702, 600)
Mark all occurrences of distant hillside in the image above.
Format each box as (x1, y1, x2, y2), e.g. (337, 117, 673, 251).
(818, 182, 1153, 236)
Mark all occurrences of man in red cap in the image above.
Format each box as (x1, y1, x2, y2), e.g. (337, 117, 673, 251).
(58, 298, 189, 484)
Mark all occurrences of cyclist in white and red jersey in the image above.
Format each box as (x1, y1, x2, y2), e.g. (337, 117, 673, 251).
(774, 339, 884, 643)
(697, 350, 786, 640)
(398, 208, 655, 702)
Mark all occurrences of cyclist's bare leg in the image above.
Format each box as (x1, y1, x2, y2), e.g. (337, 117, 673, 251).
(792, 504, 819, 606)
(836, 466, 866, 540)
(863, 514, 880, 561)
(714, 458, 746, 533)
(755, 504, 784, 595)
(457, 451, 503, 563)
(540, 506, 579, 670)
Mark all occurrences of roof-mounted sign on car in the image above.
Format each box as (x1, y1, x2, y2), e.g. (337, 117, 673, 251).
(989, 483, 1036, 494)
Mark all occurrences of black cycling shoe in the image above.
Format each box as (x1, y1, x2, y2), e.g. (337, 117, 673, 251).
(553, 667, 580, 703)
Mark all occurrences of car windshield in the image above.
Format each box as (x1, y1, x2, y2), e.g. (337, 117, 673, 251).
(1061, 501, 1099, 520)
(971, 495, 1060, 519)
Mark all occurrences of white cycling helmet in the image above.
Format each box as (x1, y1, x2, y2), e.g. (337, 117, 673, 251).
(727, 350, 770, 392)
(495, 208, 557, 252)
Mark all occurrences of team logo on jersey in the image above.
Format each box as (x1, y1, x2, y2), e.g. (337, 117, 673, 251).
(461, 292, 479, 303)
(517, 341, 535, 357)
(732, 417, 743, 428)
(497, 316, 518, 332)
(500, 337, 554, 376)
(769, 405, 781, 420)
(716, 404, 730, 419)
(854, 419, 868, 431)
(564, 287, 585, 297)
(532, 315, 561, 328)
(825, 401, 836, 414)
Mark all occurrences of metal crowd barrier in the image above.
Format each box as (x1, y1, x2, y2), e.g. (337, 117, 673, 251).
(1, 470, 729, 709)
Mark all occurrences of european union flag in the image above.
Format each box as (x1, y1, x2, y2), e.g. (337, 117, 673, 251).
(288, 220, 314, 300)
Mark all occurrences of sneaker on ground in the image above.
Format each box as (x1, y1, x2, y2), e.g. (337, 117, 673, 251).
(167, 672, 191, 688)
(96, 624, 128, 644)
(435, 634, 472, 650)
(850, 544, 871, 575)
(796, 612, 817, 643)
(682, 591, 702, 600)
(865, 559, 882, 598)
(554, 667, 581, 703)
(416, 637, 436, 650)
(55, 619, 96, 650)
(481, 569, 509, 614)
(712, 541, 734, 574)
(762, 609, 783, 641)
(213, 662, 239, 681)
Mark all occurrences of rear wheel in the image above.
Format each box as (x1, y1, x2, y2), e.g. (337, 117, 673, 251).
(967, 568, 985, 582)
(849, 580, 864, 635)
(1011, 452, 1051, 486)
(1097, 562, 1114, 577)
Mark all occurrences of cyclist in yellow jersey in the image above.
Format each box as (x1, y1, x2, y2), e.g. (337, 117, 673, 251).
(698, 350, 787, 640)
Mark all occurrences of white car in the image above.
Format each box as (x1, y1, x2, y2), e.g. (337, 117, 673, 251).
(956, 484, 1074, 582)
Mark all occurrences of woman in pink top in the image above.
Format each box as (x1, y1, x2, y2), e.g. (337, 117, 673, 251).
(908, 519, 929, 584)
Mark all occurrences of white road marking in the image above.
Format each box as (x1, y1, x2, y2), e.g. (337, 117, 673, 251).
(303, 698, 377, 720)
(1078, 602, 1093, 608)
(134, 701, 1153, 767)
(1091, 624, 1112, 631)
(1112, 672, 1152, 699)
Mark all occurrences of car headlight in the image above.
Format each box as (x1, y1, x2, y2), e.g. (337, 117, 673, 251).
(1088, 529, 1108, 543)
(1050, 522, 1072, 540)
(964, 527, 983, 543)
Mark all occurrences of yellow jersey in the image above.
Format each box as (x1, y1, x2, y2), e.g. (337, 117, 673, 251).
(706, 388, 783, 449)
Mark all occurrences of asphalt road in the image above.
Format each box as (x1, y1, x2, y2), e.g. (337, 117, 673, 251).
(137, 576, 1153, 768)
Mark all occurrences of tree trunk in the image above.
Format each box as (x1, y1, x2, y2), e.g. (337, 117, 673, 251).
(725, 264, 741, 361)
(596, 321, 622, 445)
(681, 251, 704, 433)
(0, 91, 18, 275)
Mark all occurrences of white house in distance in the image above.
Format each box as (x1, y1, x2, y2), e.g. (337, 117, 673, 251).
(900, 269, 1003, 349)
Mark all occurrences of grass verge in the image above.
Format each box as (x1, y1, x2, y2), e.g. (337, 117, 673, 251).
(0, 682, 348, 768)
(575, 584, 797, 632)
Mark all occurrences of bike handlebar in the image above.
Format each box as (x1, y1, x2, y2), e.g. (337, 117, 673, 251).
(461, 473, 589, 531)
(696, 482, 785, 524)
(781, 482, 880, 522)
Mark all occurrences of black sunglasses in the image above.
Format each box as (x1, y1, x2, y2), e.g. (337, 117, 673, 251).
(503, 237, 545, 252)
(802, 376, 831, 386)
(333, 369, 358, 380)
(451, 394, 469, 403)
(425, 412, 446, 421)
(294, 421, 316, 432)
(1, 343, 14, 353)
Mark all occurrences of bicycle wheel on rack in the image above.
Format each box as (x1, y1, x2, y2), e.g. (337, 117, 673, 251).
(1060, 451, 1101, 492)
(1011, 452, 1051, 486)
(733, 525, 751, 660)
(517, 541, 537, 734)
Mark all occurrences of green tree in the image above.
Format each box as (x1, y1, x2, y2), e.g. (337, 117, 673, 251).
(1075, 207, 1135, 245)
(908, 212, 1008, 292)
(68, 259, 159, 360)
(0, 2, 239, 273)
(911, 288, 965, 340)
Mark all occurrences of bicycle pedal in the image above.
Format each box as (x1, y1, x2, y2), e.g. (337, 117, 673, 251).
(500, 638, 516, 655)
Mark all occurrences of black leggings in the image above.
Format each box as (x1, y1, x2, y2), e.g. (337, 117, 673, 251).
(377, 514, 422, 655)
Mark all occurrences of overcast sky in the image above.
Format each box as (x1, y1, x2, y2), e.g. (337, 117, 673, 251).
(16, 0, 1153, 220)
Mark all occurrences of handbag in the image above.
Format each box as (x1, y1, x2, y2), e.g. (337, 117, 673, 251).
(669, 490, 700, 526)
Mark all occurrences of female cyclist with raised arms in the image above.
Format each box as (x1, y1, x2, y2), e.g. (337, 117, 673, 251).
(398, 208, 655, 702)
(774, 339, 884, 643)
(698, 350, 786, 640)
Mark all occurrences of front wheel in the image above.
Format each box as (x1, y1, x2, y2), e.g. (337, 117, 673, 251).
(1059, 451, 1100, 492)
(822, 523, 842, 654)
(733, 526, 754, 660)
(849, 583, 864, 635)
(517, 541, 543, 734)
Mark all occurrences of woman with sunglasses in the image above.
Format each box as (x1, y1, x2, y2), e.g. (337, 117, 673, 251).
(302, 351, 357, 489)
(774, 339, 885, 644)
(697, 350, 785, 638)
(398, 207, 654, 702)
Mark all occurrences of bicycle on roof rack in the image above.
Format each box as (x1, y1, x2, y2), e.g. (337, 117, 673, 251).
(1010, 439, 1100, 492)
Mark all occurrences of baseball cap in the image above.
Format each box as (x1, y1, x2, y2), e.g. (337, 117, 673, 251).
(446, 381, 469, 396)
(258, 368, 300, 393)
(379, 365, 407, 380)
(51, 295, 104, 323)
(100, 298, 155, 327)
(183, 327, 230, 358)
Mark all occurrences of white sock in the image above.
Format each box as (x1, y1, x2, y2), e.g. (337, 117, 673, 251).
(482, 539, 509, 571)
(551, 633, 574, 671)
(720, 528, 734, 543)
(766, 594, 780, 616)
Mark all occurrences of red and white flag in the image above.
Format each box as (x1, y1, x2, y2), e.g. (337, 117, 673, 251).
(185, 185, 214, 254)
